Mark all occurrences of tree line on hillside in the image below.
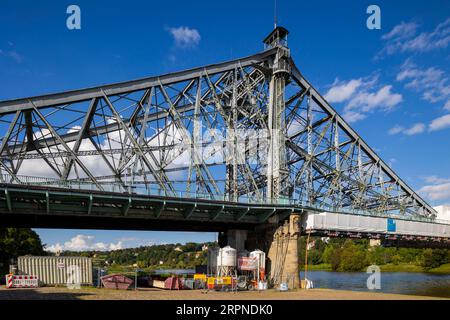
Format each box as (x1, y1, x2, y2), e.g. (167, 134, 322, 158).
(299, 237, 450, 272)
(60, 242, 217, 269)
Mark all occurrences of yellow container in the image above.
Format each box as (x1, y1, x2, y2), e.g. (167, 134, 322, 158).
(216, 277, 232, 285)
(207, 277, 216, 289)
(194, 274, 207, 281)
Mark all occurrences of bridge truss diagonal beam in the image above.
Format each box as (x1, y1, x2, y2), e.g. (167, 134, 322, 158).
(0, 43, 436, 220)
(285, 58, 435, 217)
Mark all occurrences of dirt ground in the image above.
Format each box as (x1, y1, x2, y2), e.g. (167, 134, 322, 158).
(0, 286, 447, 300)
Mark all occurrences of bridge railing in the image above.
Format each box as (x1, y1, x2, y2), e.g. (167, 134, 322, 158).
(1, 173, 449, 225)
(0, 173, 297, 206)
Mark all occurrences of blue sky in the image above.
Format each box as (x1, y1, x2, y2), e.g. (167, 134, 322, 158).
(1, 0, 449, 251)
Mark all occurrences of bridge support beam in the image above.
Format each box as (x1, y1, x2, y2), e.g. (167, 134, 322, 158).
(226, 229, 248, 252)
(266, 213, 301, 289)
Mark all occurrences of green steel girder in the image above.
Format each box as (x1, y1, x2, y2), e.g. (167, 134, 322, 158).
(258, 208, 277, 223)
(154, 201, 166, 219)
(46, 191, 50, 214)
(184, 204, 197, 219)
(122, 198, 132, 216)
(4, 189, 12, 212)
(277, 209, 295, 222)
(87, 194, 93, 215)
(236, 208, 250, 221)
(210, 205, 225, 220)
(0, 184, 300, 226)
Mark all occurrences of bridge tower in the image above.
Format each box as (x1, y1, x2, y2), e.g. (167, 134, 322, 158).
(264, 26, 291, 201)
(265, 27, 300, 289)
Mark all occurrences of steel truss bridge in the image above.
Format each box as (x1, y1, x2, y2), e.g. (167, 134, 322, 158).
(0, 27, 447, 245)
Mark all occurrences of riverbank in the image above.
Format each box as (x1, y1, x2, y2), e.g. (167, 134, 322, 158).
(0, 286, 447, 300)
(303, 263, 450, 274)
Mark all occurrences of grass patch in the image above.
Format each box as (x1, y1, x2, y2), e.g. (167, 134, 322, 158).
(300, 263, 332, 271)
(379, 263, 423, 272)
(428, 263, 450, 274)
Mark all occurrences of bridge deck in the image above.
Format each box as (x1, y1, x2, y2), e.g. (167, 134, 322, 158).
(1, 182, 448, 237)
(0, 183, 298, 231)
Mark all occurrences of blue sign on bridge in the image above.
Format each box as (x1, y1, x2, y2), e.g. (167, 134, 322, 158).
(387, 218, 397, 232)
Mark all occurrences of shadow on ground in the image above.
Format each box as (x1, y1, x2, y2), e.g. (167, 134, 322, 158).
(0, 287, 94, 300)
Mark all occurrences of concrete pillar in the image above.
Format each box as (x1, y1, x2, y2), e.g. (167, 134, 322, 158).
(267, 213, 301, 289)
(226, 229, 247, 252)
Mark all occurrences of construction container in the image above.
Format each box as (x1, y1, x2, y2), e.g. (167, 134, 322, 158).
(152, 279, 166, 289)
(101, 274, 133, 290)
(207, 277, 216, 289)
(182, 278, 194, 290)
(165, 276, 181, 290)
(17, 256, 93, 286)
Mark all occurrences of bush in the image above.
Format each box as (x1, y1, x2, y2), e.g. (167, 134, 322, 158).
(421, 249, 449, 270)
(338, 240, 368, 272)
(328, 248, 342, 271)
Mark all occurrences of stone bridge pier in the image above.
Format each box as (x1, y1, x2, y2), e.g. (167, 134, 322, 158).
(221, 213, 301, 289)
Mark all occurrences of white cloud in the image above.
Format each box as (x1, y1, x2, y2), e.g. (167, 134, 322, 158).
(379, 18, 450, 56)
(381, 21, 419, 41)
(324, 76, 402, 123)
(324, 79, 362, 103)
(388, 123, 425, 136)
(429, 114, 450, 131)
(397, 60, 450, 104)
(424, 176, 450, 184)
(396, 60, 450, 133)
(45, 234, 123, 253)
(168, 26, 201, 48)
(444, 100, 450, 111)
(342, 111, 366, 123)
(419, 175, 450, 201)
(0, 49, 24, 63)
(16, 124, 118, 179)
(388, 125, 404, 135)
(346, 85, 402, 112)
(391, 114, 450, 136)
(404, 123, 426, 135)
(420, 183, 450, 201)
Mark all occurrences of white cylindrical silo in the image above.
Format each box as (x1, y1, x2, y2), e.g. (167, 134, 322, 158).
(249, 249, 266, 270)
(217, 246, 237, 267)
(207, 248, 218, 275)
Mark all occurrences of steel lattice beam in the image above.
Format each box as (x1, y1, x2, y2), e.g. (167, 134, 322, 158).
(0, 35, 436, 219)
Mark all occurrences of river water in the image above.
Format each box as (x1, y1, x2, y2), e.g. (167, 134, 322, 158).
(305, 271, 450, 298)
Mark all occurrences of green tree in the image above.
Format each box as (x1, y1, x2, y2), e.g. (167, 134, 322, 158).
(421, 249, 449, 270)
(328, 247, 342, 271)
(0, 228, 44, 275)
(338, 240, 368, 272)
(322, 245, 334, 264)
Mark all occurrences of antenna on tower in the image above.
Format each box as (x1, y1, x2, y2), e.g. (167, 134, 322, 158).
(274, 0, 278, 29)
